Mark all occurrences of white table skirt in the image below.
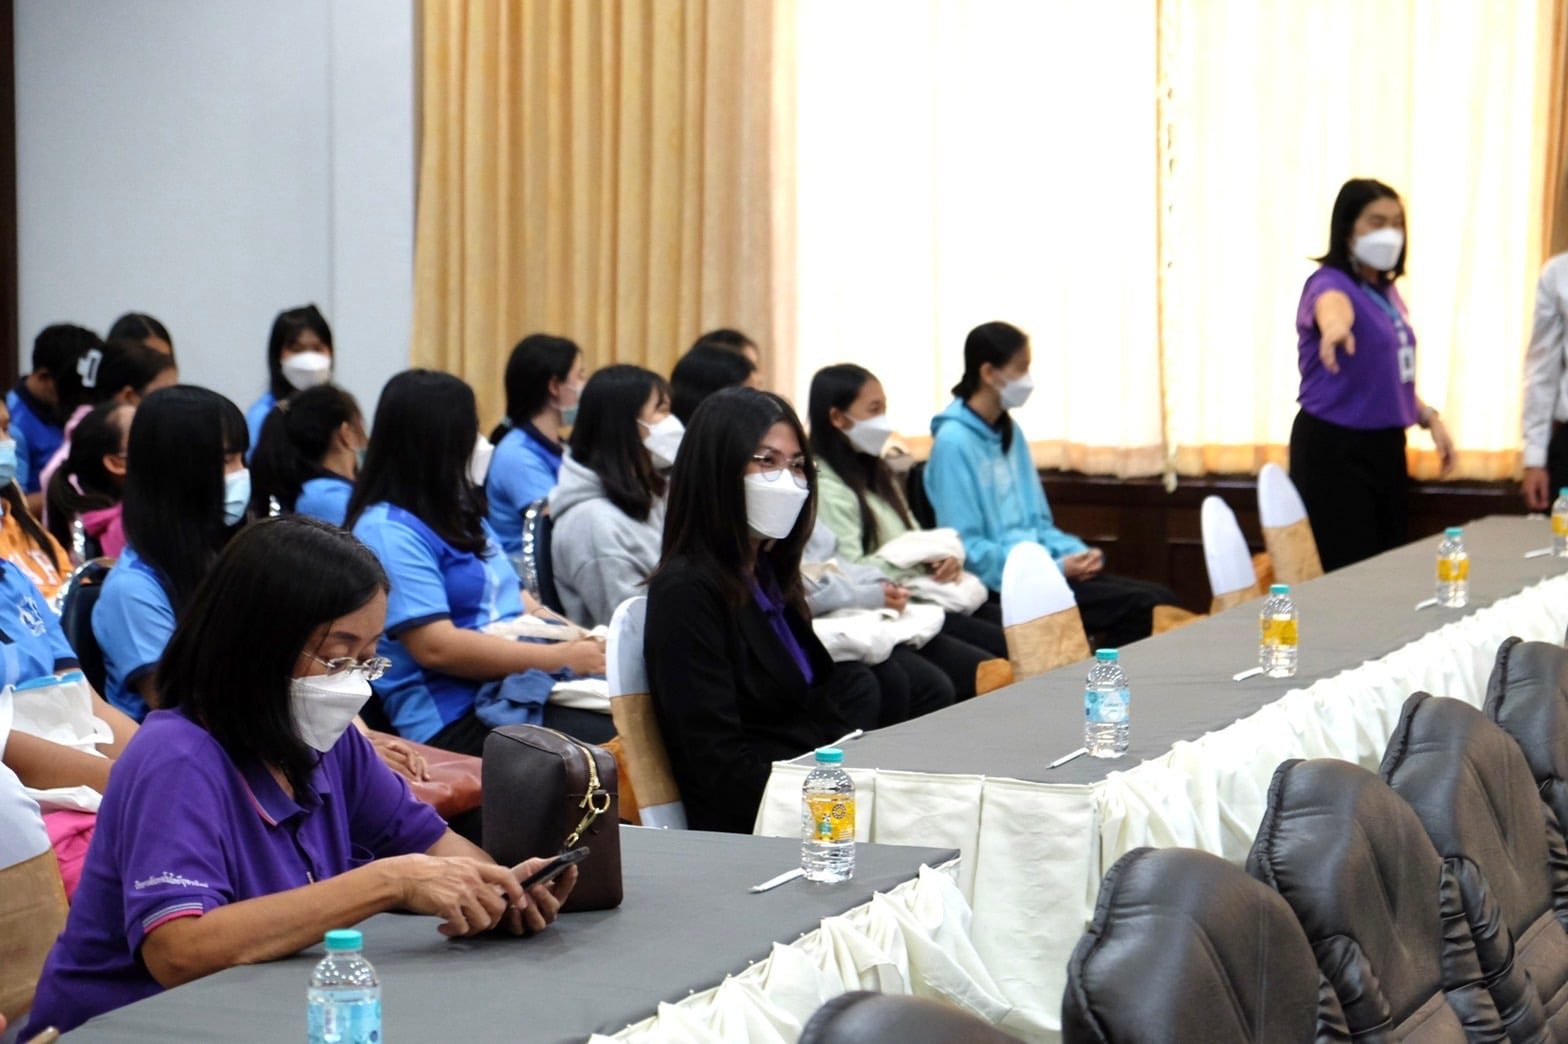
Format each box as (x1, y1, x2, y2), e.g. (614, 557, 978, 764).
(594, 860, 1026, 1042)
(755, 572, 1568, 1039)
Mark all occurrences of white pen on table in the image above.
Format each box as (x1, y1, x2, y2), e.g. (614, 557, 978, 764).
(750, 867, 804, 893)
(1049, 747, 1088, 769)
(1232, 666, 1263, 682)
(827, 728, 864, 748)
(1413, 597, 1439, 611)
(1525, 547, 1555, 559)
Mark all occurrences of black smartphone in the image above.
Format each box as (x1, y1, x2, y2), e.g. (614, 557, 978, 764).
(520, 846, 590, 889)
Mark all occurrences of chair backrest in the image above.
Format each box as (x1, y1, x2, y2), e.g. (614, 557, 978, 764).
(904, 462, 937, 529)
(1256, 464, 1323, 584)
(1064, 846, 1342, 1043)
(1000, 542, 1089, 680)
(57, 557, 113, 695)
(1381, 692, 1568, 1037)
(0, 763, 66, 1024)
(800, 992, 1020, 1044)
(1201, 496, 1262, 612)
(1247, 758, 1503, 1039)
(1486, 638, 1568, 873)
(605, 596, 685, 829)
(519, 498, 565, 614)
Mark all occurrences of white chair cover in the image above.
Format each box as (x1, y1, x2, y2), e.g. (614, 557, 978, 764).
(1257, 463, 1309, 528)
(607, 596, 686, 830)
(1001, 542, 1076, 627)
(607, 596, 649, 699)
(1201, 496, 1255, 599)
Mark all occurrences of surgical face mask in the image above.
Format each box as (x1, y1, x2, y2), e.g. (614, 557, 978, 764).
(468, 434, 495, 486)
(1351, 227, 1404, 273)
(281, 350, 333, 392)
(997, 373, 1035, 410)
(0, 439, 18, 488)
(559, 383, 584, 428)
(354, 446, 368, 473)
(289, 669, 372, 753)
(223, 468, 251, 526)
(844, 413, 894, 457)
(744, 472, 810, 540)
(640, 415, 685, 469)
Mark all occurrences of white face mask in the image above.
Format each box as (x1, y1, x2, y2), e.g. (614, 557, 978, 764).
(223, 468, 251, 526)
(1351, 227, 1404, 272)
(744, 472, 810, 540)
(289, 669, 372, 753)
(640, 415, 685, 469)
(468, 434, 495, 486)
(281, 351, 333, 392)
(997, 373, 1035, 410)
(844, 413, 894, 457)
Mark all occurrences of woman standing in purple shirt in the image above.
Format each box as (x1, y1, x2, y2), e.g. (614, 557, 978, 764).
(26, 518, 574, 1035)
(1290, 178, 1456, 571)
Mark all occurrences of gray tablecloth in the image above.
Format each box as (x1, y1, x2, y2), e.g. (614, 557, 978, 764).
(836, 515, 1566, 785)
(67, 828, 956, 1043)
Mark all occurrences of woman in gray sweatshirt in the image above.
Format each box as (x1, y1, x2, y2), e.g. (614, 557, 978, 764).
(548, 366, 681, 628)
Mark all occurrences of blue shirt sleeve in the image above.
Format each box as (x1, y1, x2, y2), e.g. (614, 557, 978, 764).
(12, 422, 31, 493)
(355, 516, 453, 635)
(486, 433, 560, 557)
(926, 429, 1012, 591)
(0, 566, 78, 684)
(93, 567, 176, 719)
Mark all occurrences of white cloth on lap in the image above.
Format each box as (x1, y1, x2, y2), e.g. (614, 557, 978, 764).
(875, 528, 967, 569)
(813, 602, 945, 664)
(0, 674, 111, 813)
(904, 572, 989, 614)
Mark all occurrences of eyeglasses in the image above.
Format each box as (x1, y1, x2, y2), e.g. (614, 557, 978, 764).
(309, 654, 391, 681)
(749, 452, 811, 490)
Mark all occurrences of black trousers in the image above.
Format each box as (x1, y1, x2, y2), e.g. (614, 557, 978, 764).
(427, 703, 618, 757)
(907, 611, 1009, 701)
(871, 647, 955, 727)
(1548, 422, 1568, 498)
(1069, 574, 1178, 650)
(1288, 409, 1408, 573)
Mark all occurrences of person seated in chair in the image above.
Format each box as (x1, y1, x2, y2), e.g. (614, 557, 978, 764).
(46, 400, 134, 561)
(348, 371, 609, 756)
(645, 387, 882, 833)
(249, 384, 366, 526)
(25, 518, 576, 1034)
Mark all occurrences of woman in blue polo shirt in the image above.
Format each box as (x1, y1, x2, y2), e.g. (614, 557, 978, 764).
(27, 518, 575, 1034)
(486, 333, 587, 557)
(93, 386, 251, 720)
(250, 384, 365, 526)
(245, 305, 335, 451)
(348, 370, 608, 756)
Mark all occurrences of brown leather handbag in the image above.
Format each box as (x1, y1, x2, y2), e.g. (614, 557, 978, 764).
(481, 724, 623, 911)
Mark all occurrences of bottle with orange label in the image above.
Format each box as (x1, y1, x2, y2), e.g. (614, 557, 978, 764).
(1553, 489, 1568, 557)
(1436, 526, 1469, 608)
(1259, 584, 1298, 678)
(801, 747, 855, 883)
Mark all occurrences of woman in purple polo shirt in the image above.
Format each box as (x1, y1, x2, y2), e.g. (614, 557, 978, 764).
(1290, 178, 1456, 571)
(26, 518, 574, 1034)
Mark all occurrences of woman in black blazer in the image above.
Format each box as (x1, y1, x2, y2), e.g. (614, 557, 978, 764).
(645, 387, 880, 834)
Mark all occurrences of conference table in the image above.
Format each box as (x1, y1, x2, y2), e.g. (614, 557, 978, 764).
(757, 515, 1568, 1037)
(66, 829, 968, 1042)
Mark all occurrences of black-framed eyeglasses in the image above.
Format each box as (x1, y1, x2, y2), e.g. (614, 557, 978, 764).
(749, 452, 811, 490)
(309, 654, 391, 681)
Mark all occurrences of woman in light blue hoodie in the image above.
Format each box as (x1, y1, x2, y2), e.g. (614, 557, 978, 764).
(925, 321, 1176, 648)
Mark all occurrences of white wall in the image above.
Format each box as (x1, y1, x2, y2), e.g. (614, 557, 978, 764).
(13, 0, 415, 419)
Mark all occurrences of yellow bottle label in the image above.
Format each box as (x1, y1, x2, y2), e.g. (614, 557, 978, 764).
(1437, 556, 1470, 582)
(806, 794, 855, 843)
(1554, 512, 1568, 537)
(1261, 616, 1298, 647)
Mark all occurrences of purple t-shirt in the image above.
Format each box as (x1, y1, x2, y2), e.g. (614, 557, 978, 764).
(27, 710, 447, 1033)
(1296, 265, 1419, 430)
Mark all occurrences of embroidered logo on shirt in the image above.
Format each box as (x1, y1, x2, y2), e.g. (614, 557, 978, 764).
(134, 871, 211, 890)
(17, 595, 45, 637)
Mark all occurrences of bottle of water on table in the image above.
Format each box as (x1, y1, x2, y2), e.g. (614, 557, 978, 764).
(1554, 489, 1568, 557)
(802, 747, 855, 883)
(1436, 526, 1469, 609)
(308, 929, 381, 1044)
(1085, 649, 1129, 758)
(1259, 583, 1298, 679)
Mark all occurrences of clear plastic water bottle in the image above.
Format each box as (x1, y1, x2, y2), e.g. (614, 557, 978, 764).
(801, 747, 855, 883)
(308, 929, 381, 1044)
(1436, 526, 1469, 608)
(1259, 583, 1298, 678)
(1553, 489, 1568, 557)
(1084, 649, 1130, 758)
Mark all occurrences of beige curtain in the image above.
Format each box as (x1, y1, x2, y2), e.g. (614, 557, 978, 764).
(1546, 0, 1568, 260)
(412, 0, 793, 428)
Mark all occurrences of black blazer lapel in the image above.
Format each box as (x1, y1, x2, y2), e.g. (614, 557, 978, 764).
(737, 598, 810, 690)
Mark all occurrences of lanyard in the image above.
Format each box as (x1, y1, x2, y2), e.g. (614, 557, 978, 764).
(1359, 282, 1412, 347)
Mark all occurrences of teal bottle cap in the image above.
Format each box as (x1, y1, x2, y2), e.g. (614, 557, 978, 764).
(1444, 526, 1463, 537)
(1095, 649, 1119, 662)
(814, 747, 844, 765)
(1269, 584, 1290, 595)
(324, 929, 363, 952)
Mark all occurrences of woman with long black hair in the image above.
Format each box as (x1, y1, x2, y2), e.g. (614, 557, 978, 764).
(249, 384, 366, 526)
(549, 365, 678, 628)
(93, 386, 251, 720)
(645, 387, 882, 833)
(486, 334, 587, 556)
(347, 370, 608, 754)
(46, 400, 134, 560)
(245, 305, 335, 450)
